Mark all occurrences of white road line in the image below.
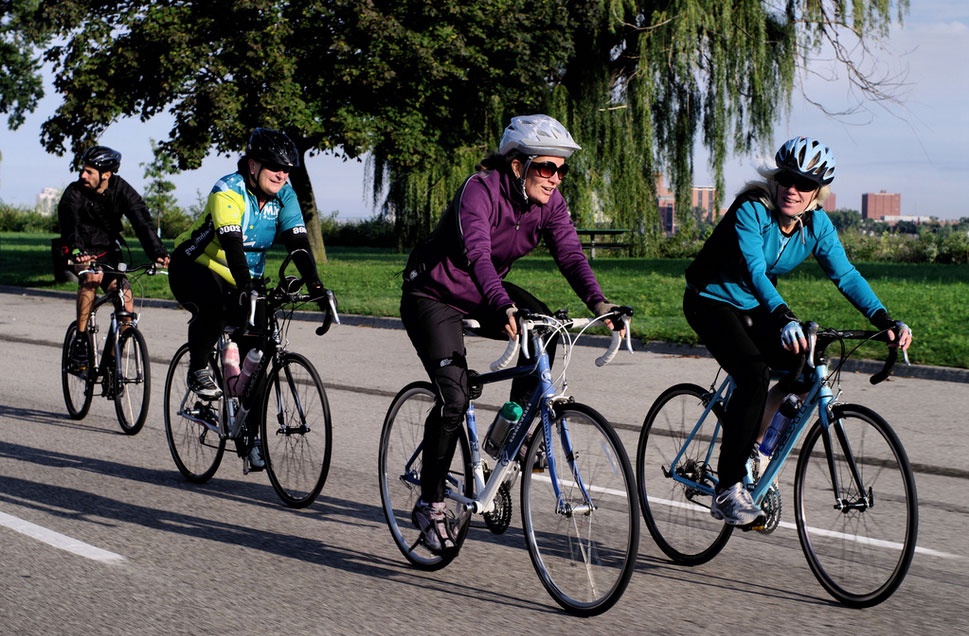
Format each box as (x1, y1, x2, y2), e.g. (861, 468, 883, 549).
(0, 510, 125, 564)
(645, 494, 964, 561)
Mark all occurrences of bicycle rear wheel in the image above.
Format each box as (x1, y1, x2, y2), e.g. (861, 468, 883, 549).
(61, 322, 94, 420)
(261, 352, 332, 508)
(794, 404, 918, 607)
(378, 382, 472, 571)
(636, 383, 732, 565)
(163, 343, 226, 482)
(521, 403, 639, 616)
(113, 326, 151, 435)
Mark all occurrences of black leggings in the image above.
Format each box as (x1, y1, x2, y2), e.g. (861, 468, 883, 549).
(683, 288, 798, 489)
(168, 254, 242, 372)
(400, 284, 556, 503)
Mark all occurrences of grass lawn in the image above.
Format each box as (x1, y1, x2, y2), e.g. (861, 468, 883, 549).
(3, 232, 966, 368)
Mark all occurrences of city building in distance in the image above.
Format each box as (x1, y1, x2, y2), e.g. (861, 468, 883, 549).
(36, 187, 62, 216)
(862, 190, 901, 220)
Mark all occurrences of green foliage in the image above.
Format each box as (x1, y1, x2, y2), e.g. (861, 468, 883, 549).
(0, 3, 45, 128)
(141, 139, 193, 238)
(0, 203, 57, 232)
(318, 212, 396, 248)
(5, 1, 908, 256)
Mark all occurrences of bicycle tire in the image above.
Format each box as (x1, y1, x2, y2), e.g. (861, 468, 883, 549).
(794, 404, 918, 607)
(163, 343, 226, 482)
(636, 383, 732, 565)
(378, 382, 472, 571)
(261, 352, 332, 508)
(61, 322, 95, 420)
(113, 326, 151, 435)
(521, 402, 640, 616)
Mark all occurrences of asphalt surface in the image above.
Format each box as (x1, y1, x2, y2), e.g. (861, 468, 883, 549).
(0, 289, 966, 635)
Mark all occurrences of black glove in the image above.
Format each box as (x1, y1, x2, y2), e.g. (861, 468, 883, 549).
(770, 304, 799, 331)
(869, 309, 896, 332)
(308, 281, 336, 335)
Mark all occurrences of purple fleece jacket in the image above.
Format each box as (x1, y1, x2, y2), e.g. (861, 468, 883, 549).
(404, 169, 606, 315)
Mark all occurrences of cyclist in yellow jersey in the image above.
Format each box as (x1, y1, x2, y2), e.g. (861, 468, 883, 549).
(169, 129, 334, 469)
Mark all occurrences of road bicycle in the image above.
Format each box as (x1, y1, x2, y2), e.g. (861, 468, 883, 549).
(379, 307, 640, 616)
(636, 322, 918, 607)
(163, 251, 338, 508)
(61, 260, 165, 434)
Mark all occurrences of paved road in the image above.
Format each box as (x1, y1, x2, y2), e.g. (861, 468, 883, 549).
(0, 291, 966, 635)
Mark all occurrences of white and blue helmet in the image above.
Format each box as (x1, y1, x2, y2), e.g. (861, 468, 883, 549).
(498, 114, 581, 158)
(775, 136, 836, 185)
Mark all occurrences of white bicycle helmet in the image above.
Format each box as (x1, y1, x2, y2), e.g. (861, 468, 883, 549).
(775, 136, 836, 185)
(498, 114, 581, 158)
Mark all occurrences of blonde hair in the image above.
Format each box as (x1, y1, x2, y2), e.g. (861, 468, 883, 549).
(739, 166, 832, 214)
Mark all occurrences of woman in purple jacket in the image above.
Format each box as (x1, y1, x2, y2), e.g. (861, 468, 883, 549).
(400, 114, 622, 554)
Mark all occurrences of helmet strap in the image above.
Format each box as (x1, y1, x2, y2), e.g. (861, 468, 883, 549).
(512, 156, 535, 203)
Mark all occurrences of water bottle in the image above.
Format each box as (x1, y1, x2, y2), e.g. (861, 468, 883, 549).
(222, 341, 241, 395)
(483, 401, 523, 458)
(235, 349, 263, 396)
(760, 394, 801, 456)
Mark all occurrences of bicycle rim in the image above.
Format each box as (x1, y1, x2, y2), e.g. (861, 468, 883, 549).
(794, 404, 918, 607)
(163, 343, 225, 482)
(114, 327, 150, 435)
(261, 353, 332, 508)
(61, 322, 94, 420)
(521, 403, 640, 616)
(636, 384, 732, 565)
(378, 382, 471, 571)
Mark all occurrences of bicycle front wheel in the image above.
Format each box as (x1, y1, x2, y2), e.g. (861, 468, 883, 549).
(794, 404, 918, 607)
(113, 326, 151, 435)
(261, 353, 332, 508)
(636, 383, 732, 565)
(521, 403, 639, 616)
(378, 382, 472, 571)
(163, 343, 226, 482)
(61, 322, 94, 420)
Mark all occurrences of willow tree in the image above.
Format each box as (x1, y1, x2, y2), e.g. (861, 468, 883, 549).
(373, 0, 909, 251)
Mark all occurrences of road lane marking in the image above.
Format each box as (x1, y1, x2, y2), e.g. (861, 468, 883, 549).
(643, 494, 964, 561)
(0, 510, 125, 564)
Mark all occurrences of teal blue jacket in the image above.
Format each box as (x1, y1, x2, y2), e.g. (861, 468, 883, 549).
(686, 195, 885, 321)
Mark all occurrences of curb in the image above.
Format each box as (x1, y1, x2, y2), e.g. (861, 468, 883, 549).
(4, 284, 965, 384)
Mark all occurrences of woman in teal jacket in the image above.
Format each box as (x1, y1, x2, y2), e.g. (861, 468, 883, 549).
(684, 136, 912, 525)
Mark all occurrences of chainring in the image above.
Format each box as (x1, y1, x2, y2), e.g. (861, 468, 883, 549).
(755, 483, 782, 534)
(483, 481, 512, 535)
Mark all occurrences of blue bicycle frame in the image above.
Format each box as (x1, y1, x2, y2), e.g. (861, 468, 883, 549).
(667, 358, 853, 507)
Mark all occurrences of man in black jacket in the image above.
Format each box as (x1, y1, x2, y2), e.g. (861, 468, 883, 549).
(58, 145, 169, 362)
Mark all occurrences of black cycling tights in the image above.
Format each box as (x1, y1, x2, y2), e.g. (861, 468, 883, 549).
(683, 288, 798, 490)
(400, 284, 556, 503)
(169, 255, 242, 373)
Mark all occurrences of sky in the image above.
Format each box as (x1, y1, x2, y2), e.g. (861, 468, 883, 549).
(1, 2, 967, 221)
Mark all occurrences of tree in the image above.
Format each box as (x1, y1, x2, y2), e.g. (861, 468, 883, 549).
(4, 1, 908, 255)
(141, 139, 192, 238)
(8, 0, 370, 263)
(371, 1, 909, 250)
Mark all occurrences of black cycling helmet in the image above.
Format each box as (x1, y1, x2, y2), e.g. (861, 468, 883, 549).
(245, 128, 300, 168)
(80, 145, 122, 174)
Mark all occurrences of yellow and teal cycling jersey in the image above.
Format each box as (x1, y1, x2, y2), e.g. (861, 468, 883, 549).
(174, 172, 304, 285)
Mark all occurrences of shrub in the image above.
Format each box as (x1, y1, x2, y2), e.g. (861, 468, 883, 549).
(0, 204, 58, 232)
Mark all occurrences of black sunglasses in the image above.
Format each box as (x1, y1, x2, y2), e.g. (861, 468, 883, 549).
(530, 161, 569, 179)
(776, 171, 818, 193)
(262, 161, 292, 174)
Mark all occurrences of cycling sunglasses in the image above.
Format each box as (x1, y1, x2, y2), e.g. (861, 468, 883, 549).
(776, 170, 819, 193)
(262, 161, 292, 174)
(530, 161, 569, 179)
